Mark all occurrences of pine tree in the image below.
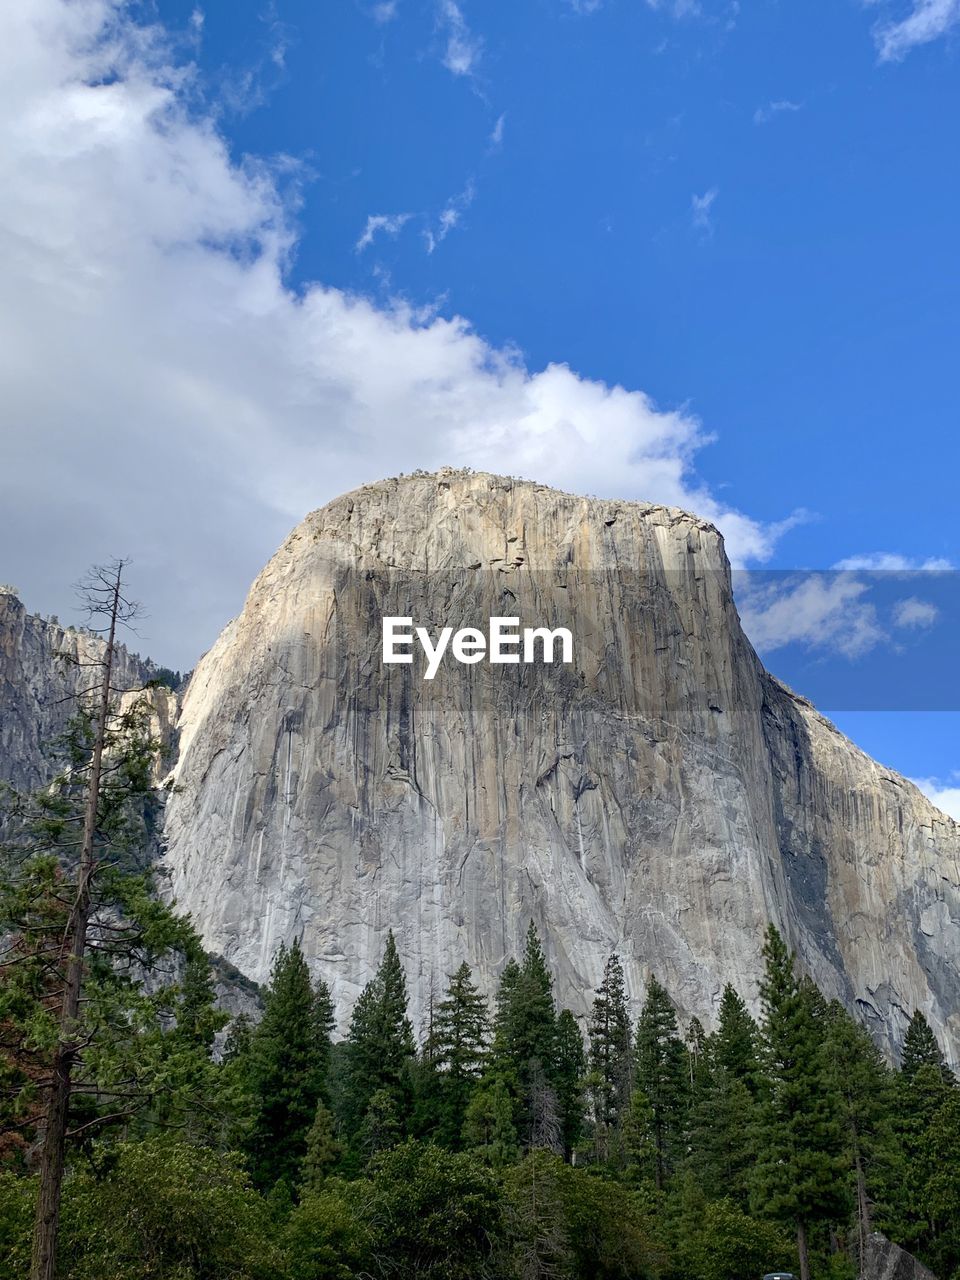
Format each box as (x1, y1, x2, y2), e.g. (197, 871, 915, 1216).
(490, 924, 559, 1147)
(463, 1074, 521, 1169)
(427, 962, 489, 1147)
(244, 938, 333, 1190)
(634, 974, 688, 1189)
(300, 1101, 342, 1193)
(712, 984, 760, 1086)
(587, 954, 632, 1159)
(359, 1087, 401, 1160)
(901, 1010, 956, 1086)
(553, 1010, 585, 1157)
(822, 1000, 897, 1263)
(342, 930, 415, 1144)
(750, 926, 847, 1280)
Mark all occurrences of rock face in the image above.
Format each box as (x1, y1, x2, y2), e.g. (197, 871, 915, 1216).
(0, 589, 177, 794)
(158, 471, 960, 1058)
(863, 1233, 939, 1280)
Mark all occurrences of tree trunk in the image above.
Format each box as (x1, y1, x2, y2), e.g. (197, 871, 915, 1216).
(797, 1221, 811, 1280)
(855, 1151, 872, 1278)
(30, 567, 121, 1280)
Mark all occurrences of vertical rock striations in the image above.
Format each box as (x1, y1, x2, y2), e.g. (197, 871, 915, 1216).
(157, 472, 959, 1059)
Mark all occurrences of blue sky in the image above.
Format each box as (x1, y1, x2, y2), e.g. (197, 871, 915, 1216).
(1, 0, 958, 810)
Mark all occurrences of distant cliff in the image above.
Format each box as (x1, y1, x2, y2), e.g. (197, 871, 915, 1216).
(0, 588, 177, 794)
(151, 471, 959, 1060)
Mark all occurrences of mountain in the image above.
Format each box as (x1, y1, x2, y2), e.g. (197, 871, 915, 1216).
(0, 588, 177, 795)
(147, 470, 958, 1058)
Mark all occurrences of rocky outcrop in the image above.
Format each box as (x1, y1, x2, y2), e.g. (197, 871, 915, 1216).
(0, 589, 176, 794)
(863, 1233, 938, 1280)
(157, 471, 960, 1058)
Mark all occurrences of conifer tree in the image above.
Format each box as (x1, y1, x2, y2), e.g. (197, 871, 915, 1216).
(300, 1101, 342, 1193)
(490, 924, 559, 1147)
(901, 1010, 956, 1085)
(822, 1000, 897, 1262)
(587, 954, 632, 1157)
(245, 938, 334, 1190)
(554, 1009, 585, 1157)
(751, 926, 847, 1280)
(463, 1074, 520, 1169)
(712, 984, 760, 1086)
(342, 930, 415, 1143)
(427, 962, 489, 1147)
(634, 975, 688, 1189)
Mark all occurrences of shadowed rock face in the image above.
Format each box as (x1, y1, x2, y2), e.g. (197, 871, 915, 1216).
(131, 472, 955, 1055)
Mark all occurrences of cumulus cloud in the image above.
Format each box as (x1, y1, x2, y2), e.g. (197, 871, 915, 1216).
(870, 0, 960, 61)
(753, 100, 803, 125)
(437, 0, 482, 77)
(0, 0, 787, 667)
(691, 188, 718, 236)
(355, 212, 411, 252)
(893, 597, 939, 629)
(911, 775, 960, 821)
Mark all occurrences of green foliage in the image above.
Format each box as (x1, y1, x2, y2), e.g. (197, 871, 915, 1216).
(365, 1139, 503, 1279)
(425, 962, 490, 1147)
(300, 1103, 342, 1194)
(673, 1194, 795, 1280)
(59, 1138, 282, 1279)
(587, 954, 633, 1161)
(900, 1010, 956, 1085)
(462, 1074, 521, 1169)
(242, 938, 334, 1191)
(751, 927, 848, 1269)
(634, 975, 688, 1189)
(283, 1179, 373, 1280)
(341, 931, 415, 1149)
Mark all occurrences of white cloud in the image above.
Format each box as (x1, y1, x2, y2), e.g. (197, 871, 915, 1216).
(753, 100, 803, 125)
(355, 212, 411, 252)
(833, 553, 954, 572)
(911, 775, 960, 821)
(0, 0, 789, 667)
(488, 112, 506, 149)
(646, 0, 702, 16)
(437, 0, 482, 77)
(423, 180, 475, 253)
(893, 597, 939, 629)
(870, 0, 960, 61)
(737, 575, 886, 658)
(691, 187, 718, 236)
(567, 0, 604, 13)
(371, 1, 398, 22)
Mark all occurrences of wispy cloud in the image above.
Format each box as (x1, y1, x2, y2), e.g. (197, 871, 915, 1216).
(488, 113, 506, 149)
(355, 212, 411, 252)
(371, 1, 398, 22)
(690, 187, 718, 236)
(424, 181, 475, 253)
(437, 0, 482, 77)
(567, 0, 604, 13)
(753, 99, 803, 125)
(870, 0, 960, 61)
(646, 0, 702, 17)
(833, 553, 954, 572)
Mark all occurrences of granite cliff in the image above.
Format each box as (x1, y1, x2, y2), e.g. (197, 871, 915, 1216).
(149, 471, 959, 1059)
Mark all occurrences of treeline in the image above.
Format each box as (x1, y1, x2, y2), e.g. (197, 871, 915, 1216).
(4, 914, 958, 1280)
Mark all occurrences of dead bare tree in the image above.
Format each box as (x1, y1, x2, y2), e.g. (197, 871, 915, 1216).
(29, 560, 140, 1280)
